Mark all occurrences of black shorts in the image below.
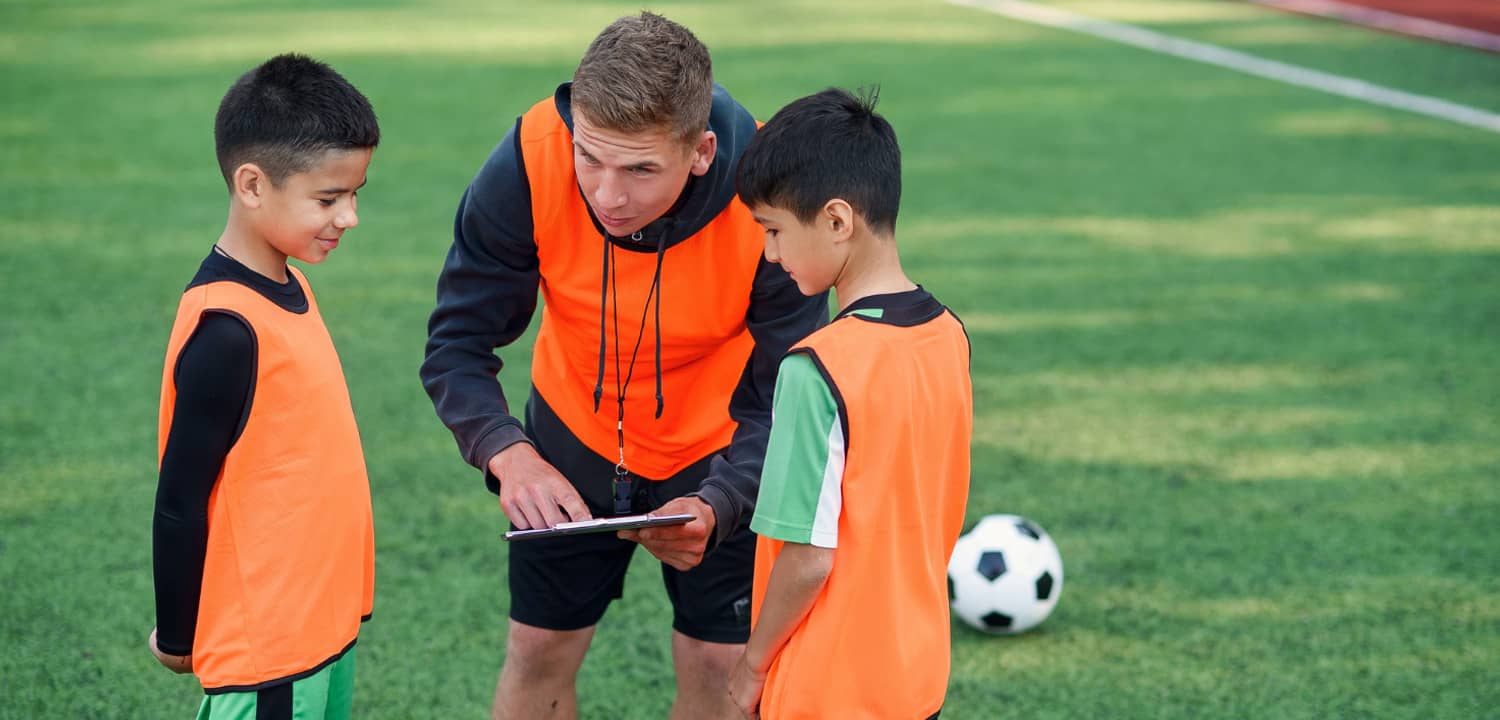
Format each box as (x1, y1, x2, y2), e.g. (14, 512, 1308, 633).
(507, 391, 754, 644)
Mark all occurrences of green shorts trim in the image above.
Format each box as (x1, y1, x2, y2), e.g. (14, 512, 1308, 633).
(195, 647, 356, 720)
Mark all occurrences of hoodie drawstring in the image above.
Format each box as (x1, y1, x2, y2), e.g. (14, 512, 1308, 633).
(651, 231, 665, 419)
(593, 236, 609, 413)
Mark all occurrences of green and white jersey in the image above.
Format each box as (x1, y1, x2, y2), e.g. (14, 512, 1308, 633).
(752, 309, 891, 547)
(752, 352, 845, 548)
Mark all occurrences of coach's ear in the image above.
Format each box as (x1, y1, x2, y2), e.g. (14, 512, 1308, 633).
(232, 163, 270, 209)
(688, 130, 717, 177)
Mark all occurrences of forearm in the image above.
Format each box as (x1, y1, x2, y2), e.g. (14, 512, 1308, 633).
(419, 234, 536, 470)
(419, 337, 529, 471)
(744, 544, 835, 673)
(152, 503, 208, 655)
(695, 415, 766, 544)
(420, 121, 541, 473)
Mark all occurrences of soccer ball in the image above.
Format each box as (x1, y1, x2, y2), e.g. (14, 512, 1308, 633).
(948, 514, 1064, 634)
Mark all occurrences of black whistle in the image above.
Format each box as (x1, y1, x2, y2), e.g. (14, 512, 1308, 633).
(612, 475, 633, 516)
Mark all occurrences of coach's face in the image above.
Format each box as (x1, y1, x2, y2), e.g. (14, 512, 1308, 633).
(572, 110, 716, 238)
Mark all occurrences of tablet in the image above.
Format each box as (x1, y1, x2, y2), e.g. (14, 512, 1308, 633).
(503, 513, 695, 542)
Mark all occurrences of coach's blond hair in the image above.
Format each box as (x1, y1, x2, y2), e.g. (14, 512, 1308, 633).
(572, 12, 713, 144)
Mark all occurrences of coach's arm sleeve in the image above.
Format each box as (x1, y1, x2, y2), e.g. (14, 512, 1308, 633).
(694, 259, 829, 545)
(420, 119, 542, 483)
(152, 312, 254, 656)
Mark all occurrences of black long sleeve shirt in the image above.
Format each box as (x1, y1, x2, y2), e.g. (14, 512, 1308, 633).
(151, 251, 306, 655)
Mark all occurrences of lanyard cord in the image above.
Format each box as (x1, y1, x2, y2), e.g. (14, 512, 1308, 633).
(593, 232, 666, 512)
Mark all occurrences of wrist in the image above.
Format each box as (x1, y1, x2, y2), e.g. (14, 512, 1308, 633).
(743, 645, 771, 675)
(689, 495, 714, 522)
(686, 491, 726, 553)
(488, 440, 535, 479)
(474, 421, 529, 472)
(682, 493, 714, 524)
(155, 637, 192, 657)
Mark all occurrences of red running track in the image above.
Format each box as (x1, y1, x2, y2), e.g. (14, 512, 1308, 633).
(1252, 0, 1500, 51)
(1338, 0, 1500, 34)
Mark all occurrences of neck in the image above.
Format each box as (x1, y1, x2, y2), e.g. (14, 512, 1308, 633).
(832, 233, 916, 313)
(217, 218, 289, 284)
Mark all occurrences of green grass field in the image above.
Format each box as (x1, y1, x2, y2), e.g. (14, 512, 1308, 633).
(3, 0, 1498, 717)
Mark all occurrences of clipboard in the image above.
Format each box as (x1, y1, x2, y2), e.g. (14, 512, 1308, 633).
(503, 513, 695, 542)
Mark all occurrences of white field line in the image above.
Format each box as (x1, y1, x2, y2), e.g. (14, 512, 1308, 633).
(947, 0, 1500, 134)
(1249, 0, 1500, 53)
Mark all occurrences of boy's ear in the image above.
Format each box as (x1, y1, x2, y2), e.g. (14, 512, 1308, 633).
(823, 199, 855, 242)
(688, 130, 717, 177)
(231, 163, 270, 208)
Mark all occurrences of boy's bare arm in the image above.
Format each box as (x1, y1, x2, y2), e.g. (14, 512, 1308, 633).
(727, 543, 835, 718)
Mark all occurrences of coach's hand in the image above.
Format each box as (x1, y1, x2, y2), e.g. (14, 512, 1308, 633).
(620, 495, 715, 571)
(489, 443, 591, 529)
(148, 627, 192, 674)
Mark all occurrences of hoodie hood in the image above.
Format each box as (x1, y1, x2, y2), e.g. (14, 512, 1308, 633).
(554, 81, 758, 252)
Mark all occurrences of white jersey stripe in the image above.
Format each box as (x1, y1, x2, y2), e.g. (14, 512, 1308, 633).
(808, 411, 845, 548)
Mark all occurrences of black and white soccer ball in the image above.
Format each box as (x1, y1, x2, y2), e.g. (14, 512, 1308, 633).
(948, 514, 1064, 634)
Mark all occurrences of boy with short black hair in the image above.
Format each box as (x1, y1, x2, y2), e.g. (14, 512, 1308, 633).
(148, 53, 378, 720)
(727, 87, 973, 719)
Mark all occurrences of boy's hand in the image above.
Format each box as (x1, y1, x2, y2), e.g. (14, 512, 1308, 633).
(148, 628, 192, 674)
(727, 651, 765, 719)
(489, 443, 591, 529)
(618, 495, 715, 571)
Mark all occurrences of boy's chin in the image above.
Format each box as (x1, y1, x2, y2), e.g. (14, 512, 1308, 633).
(794, 280, 829, 297)
(292, 246, 335, 264)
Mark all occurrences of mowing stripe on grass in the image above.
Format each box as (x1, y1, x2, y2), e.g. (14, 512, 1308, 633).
(1250, 0, 1500, 53)
(948, 0, 1500, 134)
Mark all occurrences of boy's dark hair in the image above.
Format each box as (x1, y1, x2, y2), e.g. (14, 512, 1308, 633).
(214, 53, 380, 188)
(736, 87, 900, 235)
(572, 11, 713, 144)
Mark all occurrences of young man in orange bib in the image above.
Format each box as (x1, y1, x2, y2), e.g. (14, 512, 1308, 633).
(727, 88, 973, 720)
(148, 54, 378, 719)
(420, 12, 828, 719)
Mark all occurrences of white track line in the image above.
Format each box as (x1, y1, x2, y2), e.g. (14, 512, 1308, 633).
(1250, 0, 1500, 53)
(948, 0, 1500, 134)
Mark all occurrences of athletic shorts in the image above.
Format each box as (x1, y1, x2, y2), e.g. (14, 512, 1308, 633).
(195, 646, 356, 720)
(506, 392, 755, 643)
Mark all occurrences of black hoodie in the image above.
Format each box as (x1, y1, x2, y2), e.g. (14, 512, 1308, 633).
(420, 83, 829, 545)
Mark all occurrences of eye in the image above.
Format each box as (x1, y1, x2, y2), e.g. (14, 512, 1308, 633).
(318, 197, 336, 207)
(630, 167, 655, 177)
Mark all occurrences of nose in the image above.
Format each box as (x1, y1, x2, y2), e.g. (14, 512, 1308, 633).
(335, 200, 359, 230)
(763, 235, 780, 264)
(593, 173, 627, 210)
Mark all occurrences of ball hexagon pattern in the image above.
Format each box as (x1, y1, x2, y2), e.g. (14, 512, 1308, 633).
(947, 514, 1064, 634)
